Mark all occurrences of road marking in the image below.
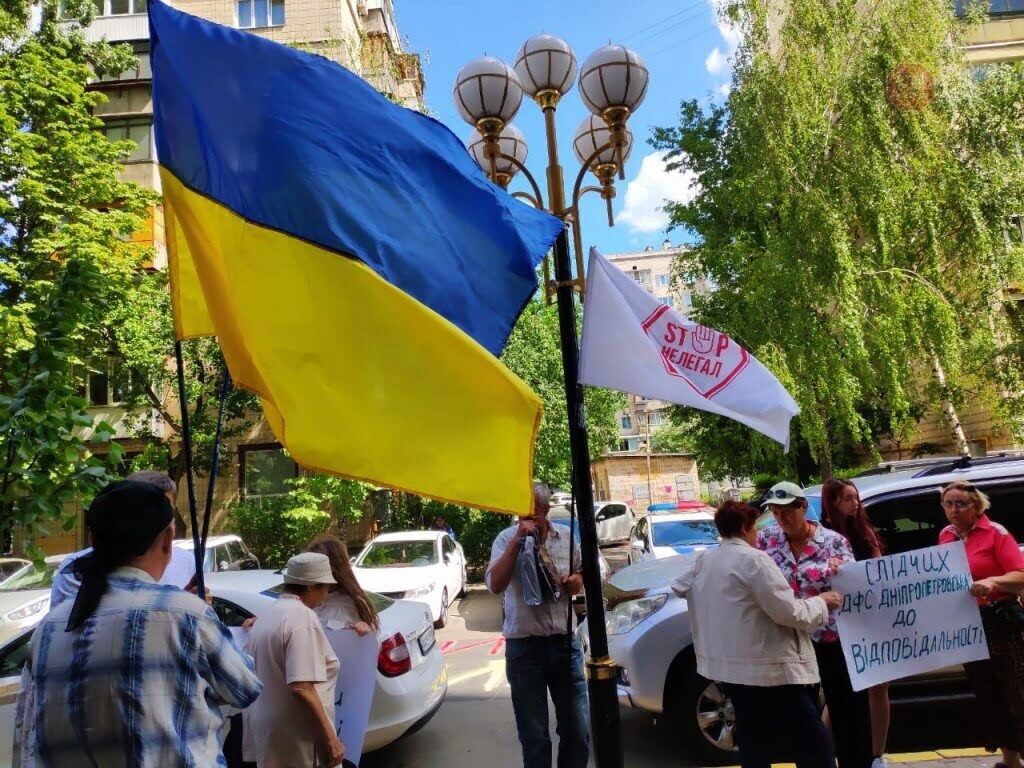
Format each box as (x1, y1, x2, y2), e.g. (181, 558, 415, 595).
(489, 637, 506, 656)
(441, 639, 491, 656)
(440, 640, 456, 653)
(935, 749, 994, 758)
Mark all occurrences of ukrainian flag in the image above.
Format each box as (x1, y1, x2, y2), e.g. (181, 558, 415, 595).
(149, 1, 561, 515)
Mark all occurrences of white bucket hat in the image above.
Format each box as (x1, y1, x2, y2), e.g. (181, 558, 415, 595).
(282, 552, 336, 586)
(761, 481, 807, 507)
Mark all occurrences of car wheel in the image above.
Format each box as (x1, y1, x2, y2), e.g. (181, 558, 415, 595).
(434, 588, 449, 629)
(663, 661, 737, 765)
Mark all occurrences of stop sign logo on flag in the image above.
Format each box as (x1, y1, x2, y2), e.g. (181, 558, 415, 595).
(579, 248, 799, 449)
(641, 305, 750, 399)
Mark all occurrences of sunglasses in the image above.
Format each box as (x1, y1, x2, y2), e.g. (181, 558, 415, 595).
(767, 489, 803, 500)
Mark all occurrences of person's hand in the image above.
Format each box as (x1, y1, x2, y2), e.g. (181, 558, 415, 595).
(351, 621, 373, 636)
(970, 578, 999, 599)
(514, 518, 538, 541)
(819, 591, 842, 611)
(561, 573, 583, 596)
(242, 617, 257, 632)
(326, 734, 345, 767)
(827, 558, 844, 575)
(187, 582, 214, 605)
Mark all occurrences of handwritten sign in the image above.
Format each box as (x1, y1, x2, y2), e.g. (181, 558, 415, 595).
(832, 541, 988, 691)
(325, 629, 379, 767)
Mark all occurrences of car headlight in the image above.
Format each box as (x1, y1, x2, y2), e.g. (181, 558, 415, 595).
(605, 594, 668, 636)
(405, 583, 435, 599)
(6, 597, 49, 622)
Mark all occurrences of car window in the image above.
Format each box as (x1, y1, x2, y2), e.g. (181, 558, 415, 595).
(211, 597, 253, 627)
(979, 482, 1024, 542)
(601, 505, 622, 519)
(0, 561, 28, 581)
(441, 537, 454, 556)
(650, 520, 719, 547)
(360, 541, 437, 568)
(0, 631, 33, 678)
(0, 562, 59, 592)
(366, 591, 393, 612)
(867, 490, 945, 554)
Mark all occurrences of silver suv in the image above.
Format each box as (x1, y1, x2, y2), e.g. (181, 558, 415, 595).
(585, 454, 1024, 764)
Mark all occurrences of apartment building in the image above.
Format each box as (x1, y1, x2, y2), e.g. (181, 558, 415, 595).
(43, 0, 426, 551)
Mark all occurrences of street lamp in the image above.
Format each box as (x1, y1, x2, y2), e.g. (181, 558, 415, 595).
(454, 34, 648, 768)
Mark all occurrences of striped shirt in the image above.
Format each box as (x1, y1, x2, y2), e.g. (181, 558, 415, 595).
(29, 567, 262, 767)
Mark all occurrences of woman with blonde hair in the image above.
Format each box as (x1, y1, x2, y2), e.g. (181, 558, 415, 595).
(307, 534, 380, 636)
(938, 481, 1024, 768)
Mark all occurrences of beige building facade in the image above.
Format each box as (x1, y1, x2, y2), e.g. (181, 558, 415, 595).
(591, 454, 701, 511)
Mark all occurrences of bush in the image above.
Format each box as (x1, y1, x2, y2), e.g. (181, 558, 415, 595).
(228, 496, 331, 569)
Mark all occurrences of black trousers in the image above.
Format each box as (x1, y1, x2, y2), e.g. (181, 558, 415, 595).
(964, 604, 1024, 753)
(724, 683, 835, 768)
(814, 640, 873, 768)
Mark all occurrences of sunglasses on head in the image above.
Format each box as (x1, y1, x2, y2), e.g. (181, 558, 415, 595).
(768, 489, 799, 499)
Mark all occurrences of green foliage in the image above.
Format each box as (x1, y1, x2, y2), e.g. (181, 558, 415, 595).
(227, 473, 373, 567)
(653, 0, 1024, 479)
(500, 299, 625, 487)
(0, 4, 156, 548)
(649, 422, 696, 454)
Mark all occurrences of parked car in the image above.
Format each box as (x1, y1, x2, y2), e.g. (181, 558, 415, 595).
(0, 568, 447, 760)
(0, 554, 70, 645)
(549, 501, 636, 546)
(353, 531, 466, 628)
(0, 560, 31, 590)
(627, 512, 720, 564)
(174, 534, 260, 573)
(582, 455, 1024, 764)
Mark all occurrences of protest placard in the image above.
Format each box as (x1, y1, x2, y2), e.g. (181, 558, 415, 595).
(832, 541, 988, 691)
(325, 629, 379, 767)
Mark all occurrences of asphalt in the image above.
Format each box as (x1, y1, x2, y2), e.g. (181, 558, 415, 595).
(359, 543, 1006, 768)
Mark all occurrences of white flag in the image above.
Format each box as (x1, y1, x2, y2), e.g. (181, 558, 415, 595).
(579, 248, 800, 449)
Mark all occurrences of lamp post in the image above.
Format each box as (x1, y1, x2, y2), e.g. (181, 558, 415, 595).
(454, 35, 648, 768)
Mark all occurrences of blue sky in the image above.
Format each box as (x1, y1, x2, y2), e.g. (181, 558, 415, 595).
(395, 0, 738, 256)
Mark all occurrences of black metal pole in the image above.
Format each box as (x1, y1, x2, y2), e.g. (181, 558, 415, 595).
(200, 365, 231, 555)
(174, 339, 205, 601)
(551, 228, 623, 768)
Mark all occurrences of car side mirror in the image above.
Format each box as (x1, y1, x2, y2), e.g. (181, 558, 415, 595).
(443, 554, 451, 564)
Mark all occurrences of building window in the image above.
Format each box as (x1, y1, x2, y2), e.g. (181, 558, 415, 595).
(238, 0, 285, 29)
(102, 118, 152, 163)
(648, 410, 667, 427)
(92, 0, 147, 15)
(656, 274, 669, 287)
(621, 415, 632, 429)
(96, 51, 151, 83)
(241, 446, 297, 498)
(683, 292, 693, 308)
(659, 296, 675, 308)
(955, 0, 1024, 15)
(629, 269, 652, 286)
(78, 357, 130, 407)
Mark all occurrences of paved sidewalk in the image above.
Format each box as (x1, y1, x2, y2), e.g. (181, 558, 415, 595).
(732, 749, 1002, 768)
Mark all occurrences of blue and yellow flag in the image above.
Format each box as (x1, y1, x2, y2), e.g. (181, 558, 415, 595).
(149, 1, 561, 515)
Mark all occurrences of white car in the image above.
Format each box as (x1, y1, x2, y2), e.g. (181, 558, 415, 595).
(0, 560, 31, 589)
(174, 535, 260, 572)
(0, 555, 70, 645)
(353, 531, 466, 628)
(0, 568, 447, 759)
(549, 501, 636, 546)
(627, 512, 720, 564)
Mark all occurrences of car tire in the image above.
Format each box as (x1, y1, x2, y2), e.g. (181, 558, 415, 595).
(662, 658, 737, 766)
(434, 588, 449, 629)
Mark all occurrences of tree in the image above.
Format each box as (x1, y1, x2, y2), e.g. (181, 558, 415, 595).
(649, 422, 696, 455)
(652, 0, 1024, 479)
(0, 1, 155, 551)
(500, 298, 625, 487)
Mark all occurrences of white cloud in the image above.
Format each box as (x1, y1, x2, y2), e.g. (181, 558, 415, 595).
(709, 0, 742, 52)
(618, 152, 699, 234)
(705, 47, 727, 75)
(716, 82, 732, 97)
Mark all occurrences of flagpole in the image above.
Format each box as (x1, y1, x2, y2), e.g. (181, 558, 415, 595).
(174, 339, 205, 601)
(200, 365, 232, 555)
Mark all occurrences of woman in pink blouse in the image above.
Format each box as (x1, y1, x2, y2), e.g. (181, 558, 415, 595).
(759, 481, 870, 768)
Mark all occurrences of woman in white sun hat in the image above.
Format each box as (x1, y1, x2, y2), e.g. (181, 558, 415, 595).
(243, 552, 345, 767)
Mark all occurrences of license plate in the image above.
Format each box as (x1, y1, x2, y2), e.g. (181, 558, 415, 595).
(418, 625, 436, 655)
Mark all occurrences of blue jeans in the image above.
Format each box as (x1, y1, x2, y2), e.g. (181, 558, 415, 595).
(505, 635, 590, 768)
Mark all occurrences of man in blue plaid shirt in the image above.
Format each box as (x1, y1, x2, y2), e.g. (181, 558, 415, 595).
(29, 480, 263, 767)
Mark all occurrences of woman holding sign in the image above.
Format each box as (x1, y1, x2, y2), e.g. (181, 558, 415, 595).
(759, 481, 872, 768)
(822, 479, 890, 768)
(939, 481, 1024, 768)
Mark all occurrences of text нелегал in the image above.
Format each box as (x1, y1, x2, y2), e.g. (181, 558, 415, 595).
(831, 541, 988, 691)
